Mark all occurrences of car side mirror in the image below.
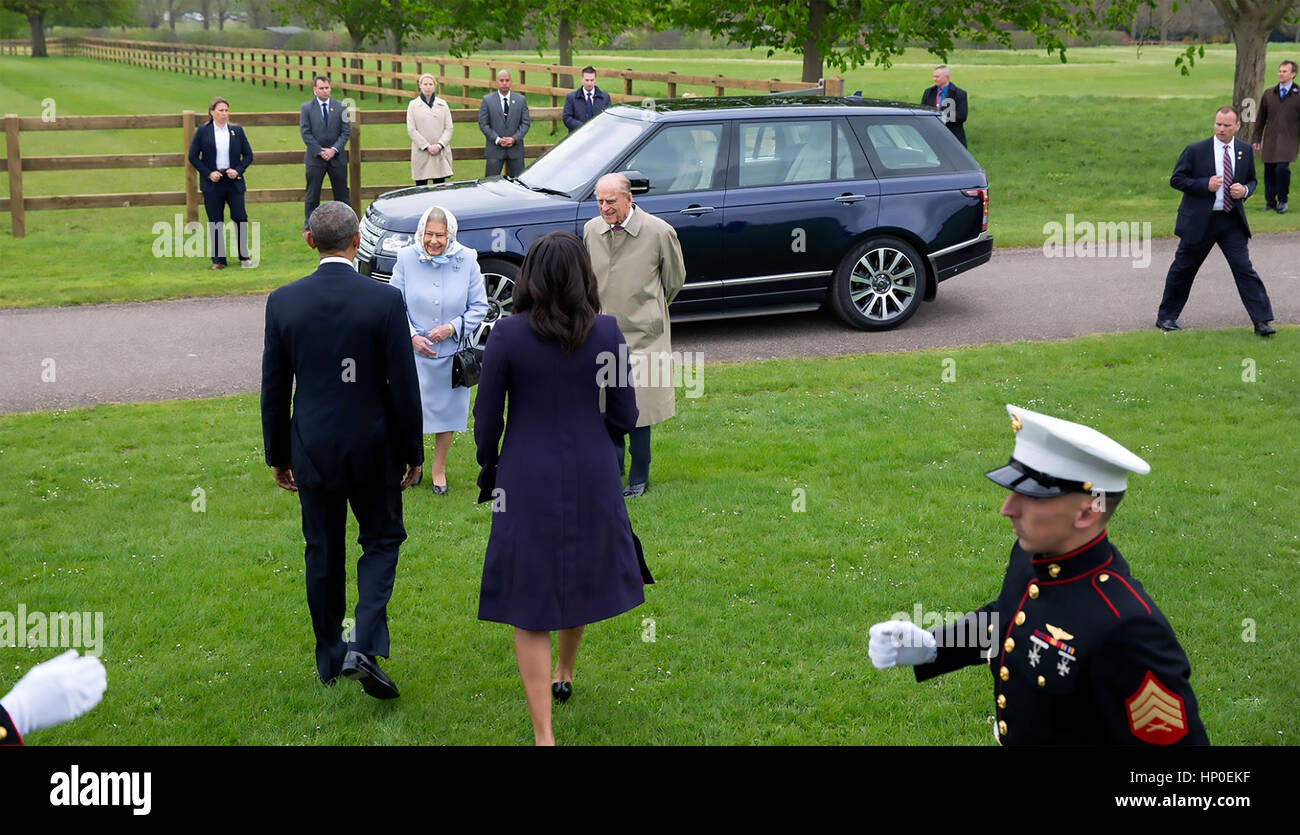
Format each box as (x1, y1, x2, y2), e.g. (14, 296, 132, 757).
(618, 170, 651, 195)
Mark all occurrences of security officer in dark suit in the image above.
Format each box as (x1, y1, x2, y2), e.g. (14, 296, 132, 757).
(562, 66, 611, 132)
(188, 96, 254, 269)
(299, 76, 351, 231)
(870, 404, 1209, 745)
(261, 202, 424, 699)
(921, 65, 968, 147)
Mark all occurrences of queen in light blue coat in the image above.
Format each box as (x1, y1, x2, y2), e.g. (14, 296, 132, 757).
(390, 205, 489, 493)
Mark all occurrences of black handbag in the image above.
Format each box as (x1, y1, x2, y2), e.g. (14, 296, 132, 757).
(451, 327, 482, 388)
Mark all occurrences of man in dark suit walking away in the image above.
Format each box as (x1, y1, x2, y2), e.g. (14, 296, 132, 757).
(299, 77, 351, 233)
(478, 69, 530, 177)
(1251, 60, 1300, 214)
(562, 66, 610, 132)
(261, 202, 424, 699)
(921, 65, 968, 147)
(1157, 106, 1276, 337)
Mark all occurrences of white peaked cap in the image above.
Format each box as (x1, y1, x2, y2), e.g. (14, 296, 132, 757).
(985, 404, 1151, 497)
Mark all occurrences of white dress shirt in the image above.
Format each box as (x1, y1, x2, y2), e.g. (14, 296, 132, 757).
(214, 123, 231, 171)
(1213, 137, 1233, 212)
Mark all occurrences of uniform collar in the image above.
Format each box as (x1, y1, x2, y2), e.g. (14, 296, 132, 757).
(1028, 530, 1114, 583)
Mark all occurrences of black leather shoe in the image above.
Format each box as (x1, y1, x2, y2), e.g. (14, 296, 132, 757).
(1156, 319, 1181, 331)
(341, 651, 400, 699)
(413, 470, 422, 486)
(552, 681, 573, 704)
(1254, 322, 1276, 337)
(623, 482, 648, 498)
(1278, 202, 1289, 214)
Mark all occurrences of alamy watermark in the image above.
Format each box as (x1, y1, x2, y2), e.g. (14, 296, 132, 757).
(0, 605, 104, 656)
(889, 603, 998, 652)
(151, 214, 261, 266)
(1042, 213, 1152, 268)
(596, 345, 704, 398)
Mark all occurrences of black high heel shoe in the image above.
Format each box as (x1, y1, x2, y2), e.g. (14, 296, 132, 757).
(552, 681, 573, 704)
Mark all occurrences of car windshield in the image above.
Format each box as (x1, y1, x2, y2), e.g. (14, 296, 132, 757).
(518, 111, 652, 196)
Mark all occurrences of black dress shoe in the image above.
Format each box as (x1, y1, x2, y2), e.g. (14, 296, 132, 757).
(623, 482, 648, 498)
(1156, 319, 1181, 331)
(552, 681, 573, 703)
(1254, 322, 1276, 337)
(341, 650, 400, 699)
(413, 470, 422, 486)
(1278, 202, 1289, 214)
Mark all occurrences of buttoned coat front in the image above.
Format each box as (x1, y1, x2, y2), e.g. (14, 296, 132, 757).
(1252, 83, 1300, 163)
(582, 207, 686, 427)
(406, 95, 454, 180)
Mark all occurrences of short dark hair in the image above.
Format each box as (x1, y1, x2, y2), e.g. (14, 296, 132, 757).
(1216, 105, 1240, 122)
(313, 75, 330, 87)
(581, 66, 596, 76)
(512, 232, 600, 353)
(1282, 60, 1298, 74)
(308, 201, 358, 253)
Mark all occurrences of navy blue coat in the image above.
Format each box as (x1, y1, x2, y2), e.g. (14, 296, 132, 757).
(261, 261, 424, 489)
(562, 86, 611, 131)
(188, 121, 253, 194)
(475, 314, 650, 631)
(1171, 136, 1257, 242)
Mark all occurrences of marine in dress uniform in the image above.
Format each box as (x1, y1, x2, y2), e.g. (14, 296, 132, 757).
(870, 405, 1209, 746)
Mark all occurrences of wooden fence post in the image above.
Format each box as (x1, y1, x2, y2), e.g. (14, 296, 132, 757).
(550, 69, 558, 134)
(182, 110, 198, 225)
(5, 114, 24, 237)
(824, 76, 844, 96)
(348, 105, 361, 217)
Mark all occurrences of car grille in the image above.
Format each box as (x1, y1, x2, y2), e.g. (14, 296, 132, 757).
(358, 214, 382, 263)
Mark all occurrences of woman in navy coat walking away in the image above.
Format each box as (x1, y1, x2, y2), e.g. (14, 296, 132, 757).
(474, 232, 652, 746)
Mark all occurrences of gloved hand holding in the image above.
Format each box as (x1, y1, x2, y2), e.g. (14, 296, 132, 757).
(0, 650, 107, 736)
(869, 620, 937, 669)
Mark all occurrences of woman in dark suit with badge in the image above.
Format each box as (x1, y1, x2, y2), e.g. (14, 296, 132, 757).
(474, 232, 652, 746)
(188, 96, 254, 269)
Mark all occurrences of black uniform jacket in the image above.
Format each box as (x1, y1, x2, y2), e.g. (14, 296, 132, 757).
(917, 532, 1209, 746)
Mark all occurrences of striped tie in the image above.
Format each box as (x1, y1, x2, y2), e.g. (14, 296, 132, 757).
(1222, 143, 1234, 212)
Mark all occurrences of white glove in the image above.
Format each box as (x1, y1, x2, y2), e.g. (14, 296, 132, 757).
(869, 620, 937, 670)
(0, 650, 107, 736)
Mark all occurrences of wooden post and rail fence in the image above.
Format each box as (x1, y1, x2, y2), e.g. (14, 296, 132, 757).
(0, 36, 843, 237)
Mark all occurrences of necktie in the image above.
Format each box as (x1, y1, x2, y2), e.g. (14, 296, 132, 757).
(1222, 143, 1234, 212)
(502, 96, 509, 117)
(321, 101, 328, 123)
(611, 224, 624, 232)
(938, 88, 944, 108)
(587, 93, 594, 118)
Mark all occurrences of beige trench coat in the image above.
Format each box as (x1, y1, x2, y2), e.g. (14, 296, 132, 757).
(583, 205, 687, 427)
(407, 96, 454, 180)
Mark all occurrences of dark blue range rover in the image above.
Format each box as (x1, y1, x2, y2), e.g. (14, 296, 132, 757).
(358, 94, 992, 332)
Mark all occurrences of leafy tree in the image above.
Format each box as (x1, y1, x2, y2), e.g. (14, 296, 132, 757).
(0, 0, 132, 56)
(1202, 1, 1300, 128)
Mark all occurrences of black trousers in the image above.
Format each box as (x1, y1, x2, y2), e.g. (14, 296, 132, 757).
(485, 155, 524, 178)
(414, 177, 448, 186)
(202, 181, 250, 264)
(296, 484, 405, 682)
(304, 161, 349, 228)
(1263, 161, 1291, 207)
(1158, 210, 1274, 325)
(615, 425, 652, 487)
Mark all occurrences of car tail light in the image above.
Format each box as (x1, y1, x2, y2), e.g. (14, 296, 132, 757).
(963, 188, 988, 232)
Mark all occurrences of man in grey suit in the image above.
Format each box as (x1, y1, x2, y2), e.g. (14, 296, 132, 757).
(300, 76, 351, 231)
(478, 70, 530, 177)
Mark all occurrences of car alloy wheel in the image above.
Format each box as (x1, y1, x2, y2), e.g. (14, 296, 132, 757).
(476, 257, 518, 348)
(830, 236, 927, 331)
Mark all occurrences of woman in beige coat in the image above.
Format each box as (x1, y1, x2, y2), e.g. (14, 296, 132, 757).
(408, 73, 453, 185)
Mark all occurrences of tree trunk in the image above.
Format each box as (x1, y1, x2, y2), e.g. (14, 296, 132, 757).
(350, 30, 365, 94)
(558, 14, 574, 90)
(801, 0, 828, 84)
(1209, 0, 1298, 134)
(27, 12, 46, 57)
(168, 0, 177, 33)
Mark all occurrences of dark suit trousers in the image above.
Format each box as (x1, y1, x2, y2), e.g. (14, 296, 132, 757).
(203, 181, 250, 264)
(615, 425, 652, 486)
(304, 161, 350, 228)
(485, 155, 524, 178)
(297, 484, 406, 681)
(1263, 162, 1291, 206)
(1158, 211, 1274, 324)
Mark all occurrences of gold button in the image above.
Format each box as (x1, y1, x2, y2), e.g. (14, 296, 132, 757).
(1004, 637, 1015, 653)
(0, 727, 6, 741)
(1000, 666, 1009, 681)
(997, 694, 1007, 709)
(1049, 564, 1061, 578)
(1099, 573, 1110, 582)
(1037, 676, 1046, 687)
(1029, 584, 1040, 599)
(998, 720, 1008, 735)
(1082, 481, 1092, 491)
(1015, 611, 1026, 626)
(987, 622, 994, 634)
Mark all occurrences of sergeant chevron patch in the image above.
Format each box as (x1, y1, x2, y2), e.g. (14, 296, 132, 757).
(1126, 671, 1189, 744)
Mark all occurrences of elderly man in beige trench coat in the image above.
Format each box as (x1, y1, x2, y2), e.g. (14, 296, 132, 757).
(583, 173, 686, 497)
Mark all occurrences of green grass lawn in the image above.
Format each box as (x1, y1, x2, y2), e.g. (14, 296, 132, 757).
(2, 44, 1300, 308)
(2, 331, 1295, 745)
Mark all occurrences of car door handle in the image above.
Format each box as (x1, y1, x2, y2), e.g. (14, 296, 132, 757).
(679, 206, 715, 215)
(834, 194, 867, 204)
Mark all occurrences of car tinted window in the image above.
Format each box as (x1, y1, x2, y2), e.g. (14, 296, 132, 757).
(623, 123, 725, 194)
(836, 121, 870, 180)
(519, 112, 651, 195)
(850, 115, 973, 176)
(738, 120, 834, 187)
